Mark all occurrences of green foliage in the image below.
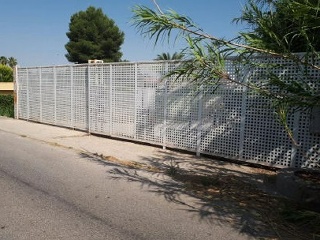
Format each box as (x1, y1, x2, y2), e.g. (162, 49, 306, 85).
(131, 1, 320, 145)
(0, 60, 14, 118)
(65, 6, 125, 63)
(0, 56, 17, 68)
(154, 52, 183, 60)
(0, 95, 14, 118)
(0, 56, 8, 65)
(235, 0, 320, 54)
(164, 159, 179, 176)
(7, 57, 17, 68)
(0, 65, 13, 82)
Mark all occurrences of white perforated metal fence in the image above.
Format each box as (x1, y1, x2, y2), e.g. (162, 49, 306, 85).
(15, 61, 320, 168)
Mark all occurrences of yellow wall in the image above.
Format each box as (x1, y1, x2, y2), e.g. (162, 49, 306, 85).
(0, 82, 14, 95)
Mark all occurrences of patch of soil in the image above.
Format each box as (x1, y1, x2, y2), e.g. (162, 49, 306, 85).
(170, 171, 320, 240)
(294, 170, 320, 185)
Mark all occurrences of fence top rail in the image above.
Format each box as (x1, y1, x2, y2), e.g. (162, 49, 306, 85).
(16, 60, 185, 70)
(17, 52, 315, 70)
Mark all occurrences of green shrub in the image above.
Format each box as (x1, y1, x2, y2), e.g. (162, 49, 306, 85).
(0, 65, 13, 82)
(0, 95, 14, 117)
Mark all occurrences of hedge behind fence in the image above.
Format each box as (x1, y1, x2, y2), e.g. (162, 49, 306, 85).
(0, 95, 14, 118)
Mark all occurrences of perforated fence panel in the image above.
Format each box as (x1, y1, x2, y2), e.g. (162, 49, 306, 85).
(16, 68, 28, 119)
(72, 65, 88, 130)
(16, 61, 320, 168)
(55, 66, 72, 127)
(88, 65, 111, 135)
(40, 67, 55, 125)
(136, 62, 166, 144)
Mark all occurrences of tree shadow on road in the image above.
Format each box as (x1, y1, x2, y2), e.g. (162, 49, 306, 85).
(79, 151, 317, 240)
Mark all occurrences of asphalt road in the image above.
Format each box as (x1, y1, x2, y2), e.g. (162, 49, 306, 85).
(0, 129, 252, 240)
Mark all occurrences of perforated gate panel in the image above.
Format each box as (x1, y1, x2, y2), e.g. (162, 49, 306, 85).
(40, 67, 54, 125)
(16, 68, 28, 119)
(240, 57, 298, 167)
(88, 65, 111, 134)
(111, 64, 136, 138)
(16, 61, 320, 168)
(200, 85, 243, 158)
(55, 66, 72, 128)
(242, 94, 293, 167)
(295, 58, 320, 168)
(72, 65, 88, 130)
(136, 62, 166, 144)
(27, 68, 41, 122)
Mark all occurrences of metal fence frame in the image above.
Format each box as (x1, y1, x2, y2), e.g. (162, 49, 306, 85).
(15, 61, 320, 168)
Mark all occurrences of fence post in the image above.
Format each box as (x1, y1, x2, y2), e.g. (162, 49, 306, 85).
(26, 69, 29, 120)
(290, 111, 300, 167)
(134, 63, 138, 139)
(14, 65, 19, 119)
(87, 65, 91, 133)
(53, 66, 57, 124)
(239, 88, 247, 159)
(70, 66, 74, 128)
(39, 67, 42, 122)
(162, 62, 169, 150)
(196, 86, 203, 157)
(238, 68, 250, 159)
(109, 64, 113, 135)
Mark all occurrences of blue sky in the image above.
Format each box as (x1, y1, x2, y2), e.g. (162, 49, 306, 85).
(1, 0, 245, 67)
